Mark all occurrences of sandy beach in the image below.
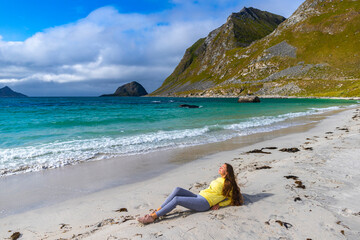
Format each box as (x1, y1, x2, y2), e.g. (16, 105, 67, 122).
(1, 107, 360, 240)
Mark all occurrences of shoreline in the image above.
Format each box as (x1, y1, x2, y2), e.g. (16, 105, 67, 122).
(11, 95, 360, 100)
(146, 95, 360, 100)
(2, 98, 358, 179)
(1, 97, 358, 180)
(1, 107, 360, 239)
(0, 107, 351, 218)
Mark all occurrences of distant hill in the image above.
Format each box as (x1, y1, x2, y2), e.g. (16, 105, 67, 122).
(151, 0, 360, 98)
(100, 81, 148, 97)
(0, 86, 28, 97)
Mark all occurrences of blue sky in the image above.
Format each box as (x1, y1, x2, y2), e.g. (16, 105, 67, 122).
(0, 0, 176, 41)
(0, 0, 304, 96)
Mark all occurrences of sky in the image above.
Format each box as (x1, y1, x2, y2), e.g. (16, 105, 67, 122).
(0, 0, 304, 96)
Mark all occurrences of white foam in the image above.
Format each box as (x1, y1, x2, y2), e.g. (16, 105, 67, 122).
(1, 104, 356, 177)
(0, 127, 212, 176)
(224, 110, 312, 131)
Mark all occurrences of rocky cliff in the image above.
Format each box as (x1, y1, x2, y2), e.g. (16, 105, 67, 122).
(100, 81, 148, 97)
(151, 0, 360, 98)
(0, 86, 28, 97)
(151, 7, 285, 96)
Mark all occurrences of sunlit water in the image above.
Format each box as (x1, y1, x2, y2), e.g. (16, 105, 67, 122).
(0, 97, 357, 176)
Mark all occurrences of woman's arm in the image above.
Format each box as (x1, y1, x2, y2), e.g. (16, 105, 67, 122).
(218, 198, 231, 207)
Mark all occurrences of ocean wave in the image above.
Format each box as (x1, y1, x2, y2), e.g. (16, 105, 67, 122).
(0, 127, 212, 176)
(0, 103, 354, 177)
(224, 109, 312, 131)
(308, 106, 341, 112)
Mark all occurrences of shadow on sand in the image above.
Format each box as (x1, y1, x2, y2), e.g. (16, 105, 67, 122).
(242, 192, 273, 205)
(157, 192, 273, 223)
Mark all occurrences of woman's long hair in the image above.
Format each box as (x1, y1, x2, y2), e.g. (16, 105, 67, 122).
(222, 163, 244, 206)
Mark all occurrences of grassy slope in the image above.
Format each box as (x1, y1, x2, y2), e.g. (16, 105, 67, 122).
(151, 8, 285, 95)
(153, 0, 360, 97)
(230, 0, 360, 97)
(261, 0, 360, 97)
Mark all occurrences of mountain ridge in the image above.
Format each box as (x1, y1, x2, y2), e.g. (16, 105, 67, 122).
(151, 7, 286, 96)
(0, 86, 28, 97)
(151, 0, 360, 98)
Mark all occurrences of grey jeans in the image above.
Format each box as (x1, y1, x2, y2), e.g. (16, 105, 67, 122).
(156, 187, 210, 217)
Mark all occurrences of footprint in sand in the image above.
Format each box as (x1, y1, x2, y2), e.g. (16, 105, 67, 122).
(134, 203, 150, 210)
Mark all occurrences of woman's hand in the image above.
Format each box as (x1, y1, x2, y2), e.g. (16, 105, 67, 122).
(211, 204, 220, 210)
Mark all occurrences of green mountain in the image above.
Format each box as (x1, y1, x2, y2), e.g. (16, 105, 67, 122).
(151, 7, 285, 96)
(151, 0, 360, 97)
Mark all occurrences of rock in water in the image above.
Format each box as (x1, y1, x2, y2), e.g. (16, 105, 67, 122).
(238, 95, 260, 103)
(0, 86, 28, 97)
(179, 104, 200, 108)
(101, 81, 148, 97)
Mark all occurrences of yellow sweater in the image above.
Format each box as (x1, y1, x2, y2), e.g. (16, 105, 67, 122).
(199, 177, 232, 207)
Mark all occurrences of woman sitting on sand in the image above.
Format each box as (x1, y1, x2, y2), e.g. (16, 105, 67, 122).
(137, 163, 244, 224)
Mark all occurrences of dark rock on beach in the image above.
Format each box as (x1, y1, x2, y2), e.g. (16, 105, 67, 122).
(303, 147, 313, 151)
(279, 147, 300, 153)
(246, 149, 271, 154)
(263, 147, 277, 150)
(294, 197, 302, 202)
(10, 232, 21, 240)
(337, 127, 349, 132)
(115, 208, 128, 212)
(295, 180, 306, 189)
(238, 95, 260, 103)
(100, 81, 148, 97)
(275, 220, 293, 229)
(255, 166, 272, 170)
(284, 175, 298, 180)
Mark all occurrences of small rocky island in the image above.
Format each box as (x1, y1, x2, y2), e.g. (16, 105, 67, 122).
(100, 81, 148, 97)
(0, 86, 28, 97)
(238, 95, 260, 103)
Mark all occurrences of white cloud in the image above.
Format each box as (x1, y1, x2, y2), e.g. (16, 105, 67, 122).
(0, 1, 303, 96)
(0, 78, 19, 84)
(0, 6, 219, 93)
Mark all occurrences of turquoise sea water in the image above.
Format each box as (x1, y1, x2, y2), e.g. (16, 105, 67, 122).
(0, 97, 358, 176)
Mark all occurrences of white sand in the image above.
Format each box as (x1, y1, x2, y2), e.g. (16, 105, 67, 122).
(1, 108, 360, 240)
